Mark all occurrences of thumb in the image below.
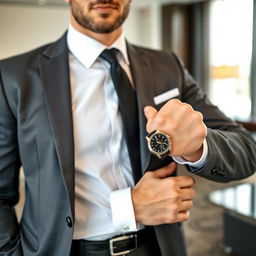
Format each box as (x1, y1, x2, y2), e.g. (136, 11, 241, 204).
(144, 106, 158, 122)
(154, 162, 177, 179)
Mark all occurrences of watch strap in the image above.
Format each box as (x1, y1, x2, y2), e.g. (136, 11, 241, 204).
(157, 150, 170, 159)
(147, 130, 157, 138)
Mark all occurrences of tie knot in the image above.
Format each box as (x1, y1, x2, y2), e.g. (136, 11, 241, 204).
(100, 48, 119, 64)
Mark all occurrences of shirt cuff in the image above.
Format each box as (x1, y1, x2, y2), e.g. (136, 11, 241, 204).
(110, 187, 138, 233)
(173, 138, 208, 169)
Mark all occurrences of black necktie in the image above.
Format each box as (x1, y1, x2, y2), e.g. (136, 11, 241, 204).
(100, 48, 141, 182)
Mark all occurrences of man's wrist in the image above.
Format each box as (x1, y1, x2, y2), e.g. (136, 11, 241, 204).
(182, 146, 204, 162)
(173, 138, 208, 168)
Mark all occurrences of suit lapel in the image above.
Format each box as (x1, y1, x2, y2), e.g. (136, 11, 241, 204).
(127, 43, 154, 173)
(127, 43, 174, 173)
(39, 34, 75, 217)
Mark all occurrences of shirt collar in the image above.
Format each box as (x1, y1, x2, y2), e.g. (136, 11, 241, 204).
(67, 24, 130, 68)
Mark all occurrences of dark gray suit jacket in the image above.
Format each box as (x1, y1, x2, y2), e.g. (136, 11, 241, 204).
(0, 33, 255, 256)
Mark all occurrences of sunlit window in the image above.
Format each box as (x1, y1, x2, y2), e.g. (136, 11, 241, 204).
(208, 0, 253, 120)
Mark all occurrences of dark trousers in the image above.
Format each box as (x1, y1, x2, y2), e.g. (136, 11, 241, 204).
(70, 227, 161, 256)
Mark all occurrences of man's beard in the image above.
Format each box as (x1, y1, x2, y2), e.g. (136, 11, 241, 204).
(70, 0, 130, 34)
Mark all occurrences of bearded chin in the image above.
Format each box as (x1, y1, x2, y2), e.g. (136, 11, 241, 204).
(74, 14, 127, 34)
(70, 2, 130, 34)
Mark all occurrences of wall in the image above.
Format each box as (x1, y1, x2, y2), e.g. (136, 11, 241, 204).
(0, 0, 199, 59)
(0, 2, 159, 59)
(0, 4, 69, 58)
(125, 0, 162, 49)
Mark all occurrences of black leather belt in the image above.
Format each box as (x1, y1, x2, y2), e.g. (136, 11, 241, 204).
(71, 229, 147, 256)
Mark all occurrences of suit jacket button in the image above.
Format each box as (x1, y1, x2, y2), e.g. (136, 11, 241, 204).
(66, 217, 73, 228)
(210, 168, 218, 176)
(210, 168, 226, 177)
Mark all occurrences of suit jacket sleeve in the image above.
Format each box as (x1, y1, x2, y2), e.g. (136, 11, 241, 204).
(0, 62, 22, 255)
(173, 54, 256, 182)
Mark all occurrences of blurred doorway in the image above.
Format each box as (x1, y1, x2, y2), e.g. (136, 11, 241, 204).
(162, 1, 209, 92)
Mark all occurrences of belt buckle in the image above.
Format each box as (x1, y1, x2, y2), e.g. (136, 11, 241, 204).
(109, 234, 137, 256)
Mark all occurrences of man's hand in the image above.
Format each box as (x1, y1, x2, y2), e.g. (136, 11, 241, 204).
(131, 162, 196, 225)
(144, 99, 207, 162)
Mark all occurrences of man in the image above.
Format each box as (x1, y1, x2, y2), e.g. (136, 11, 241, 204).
(0, 0, 255, 255)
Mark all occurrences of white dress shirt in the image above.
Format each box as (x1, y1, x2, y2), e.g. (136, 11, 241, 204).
(67, 24, 208, 241)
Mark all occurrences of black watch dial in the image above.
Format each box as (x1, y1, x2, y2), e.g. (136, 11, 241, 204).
(150, 133, 170, 154)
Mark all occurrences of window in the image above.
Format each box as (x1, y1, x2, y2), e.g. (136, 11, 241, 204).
(208, 0, 253, 120)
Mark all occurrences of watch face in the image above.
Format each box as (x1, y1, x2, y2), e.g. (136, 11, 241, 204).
(150, 133, 170, 154)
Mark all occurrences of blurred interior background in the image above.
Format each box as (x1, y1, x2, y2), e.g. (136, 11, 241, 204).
(1, 0, 256, 255)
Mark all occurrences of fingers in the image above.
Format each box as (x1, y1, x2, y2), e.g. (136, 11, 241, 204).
(153, 162, 177, 179)
(144, 106, 158, 132)
(159, 200, 193, 224)
(177, 210, 191, 222)
(132, 163, 196, 225)
(179, 199, 193, 211)
(144, 106, 158, 121)
(168, 175, 196, 189)
(180, 187, 196, 200)
(168, 200, 193, 223)
(177, 200, 193, 222)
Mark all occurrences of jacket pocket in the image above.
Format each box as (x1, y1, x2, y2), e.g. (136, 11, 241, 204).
(20, 220, 38, 252)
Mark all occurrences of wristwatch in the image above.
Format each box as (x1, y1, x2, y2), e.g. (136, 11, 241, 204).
(146, 130, 171, 159)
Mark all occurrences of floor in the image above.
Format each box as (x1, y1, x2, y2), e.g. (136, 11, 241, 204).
(180, 166, 256, 256)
